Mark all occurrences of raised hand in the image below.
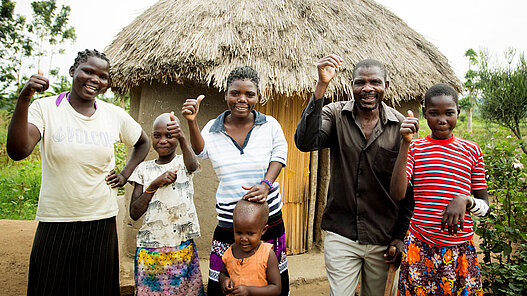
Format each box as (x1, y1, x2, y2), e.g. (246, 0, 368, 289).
(167, 111, 183, 139)
(400, 110, 419, 143)
(317, 54, 343, 85)
(19, 73, 49, 100)
(181, 95, 205, 121)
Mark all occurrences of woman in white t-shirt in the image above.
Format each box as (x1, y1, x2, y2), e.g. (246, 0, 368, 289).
(7, 49, 150, 296)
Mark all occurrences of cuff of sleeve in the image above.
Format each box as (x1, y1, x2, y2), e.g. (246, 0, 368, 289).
(270, 157, 287, 167)
(306, 95, 324, 116)
(469, 197, 489, 217)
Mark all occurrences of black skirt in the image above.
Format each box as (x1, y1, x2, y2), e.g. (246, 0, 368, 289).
(27, 216, 120, 296)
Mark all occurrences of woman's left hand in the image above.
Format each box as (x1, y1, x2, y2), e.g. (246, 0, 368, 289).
(106, 169, 127, 188)
(242, 184, 269, 203)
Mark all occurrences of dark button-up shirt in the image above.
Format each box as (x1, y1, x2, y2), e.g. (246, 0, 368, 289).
(295, 96, 414, 245)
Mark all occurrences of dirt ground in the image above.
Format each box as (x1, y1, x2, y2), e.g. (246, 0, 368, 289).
(0, 219, 483, 296)
(0, 220, 329, 296)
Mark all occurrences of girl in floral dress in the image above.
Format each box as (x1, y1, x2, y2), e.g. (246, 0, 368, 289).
(390, 84, 490, 295)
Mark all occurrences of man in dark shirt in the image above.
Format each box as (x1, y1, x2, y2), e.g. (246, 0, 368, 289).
(295, 54, 413, 295)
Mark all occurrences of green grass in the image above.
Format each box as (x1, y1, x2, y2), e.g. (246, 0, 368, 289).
(0, 111, 41, 219)
(0, 159, 41, 219)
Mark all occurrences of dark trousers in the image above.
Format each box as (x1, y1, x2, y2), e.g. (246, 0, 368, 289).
(27, 217, 120, 296)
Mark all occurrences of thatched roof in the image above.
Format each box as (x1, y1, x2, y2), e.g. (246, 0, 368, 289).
(106, 0, 461, 103)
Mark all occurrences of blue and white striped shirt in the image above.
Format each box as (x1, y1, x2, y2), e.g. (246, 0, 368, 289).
(200, 110, 288, 228)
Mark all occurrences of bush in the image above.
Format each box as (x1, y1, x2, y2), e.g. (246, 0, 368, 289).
(0, 159, 41, 219)
(476, 137, 527, 295)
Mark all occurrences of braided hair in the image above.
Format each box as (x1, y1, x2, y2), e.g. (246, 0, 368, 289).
(71, 49, 110, 70)
(226, 66, 260, 92)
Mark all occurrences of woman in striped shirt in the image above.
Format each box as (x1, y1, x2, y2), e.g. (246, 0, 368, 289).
(390, 83, 489, 296)
(181, 66, 289, 296)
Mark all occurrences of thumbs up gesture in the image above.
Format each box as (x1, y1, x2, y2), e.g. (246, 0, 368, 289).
(400, 110, 419, 143)
(167, 111, 183, 139)
(182, 95, 205, 121)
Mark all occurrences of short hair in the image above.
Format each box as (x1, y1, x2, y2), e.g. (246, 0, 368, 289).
(152, 113, 179, 130)
(352, 59, 387, 81)
(233, 199, 269, 229)
(226, 66, 260, 92)
(71, 49, 110, 70)
(424, 83, 459, 108)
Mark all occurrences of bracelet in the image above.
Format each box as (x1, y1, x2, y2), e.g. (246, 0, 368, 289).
(260, 179, 273, 190)
(144, 187, 158, 194)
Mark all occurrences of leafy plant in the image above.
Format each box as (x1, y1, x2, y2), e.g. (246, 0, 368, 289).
(478, 49, 527, 154)
(476, 138, 527, 295)
(462, 48, 480, 132)
(0, 0, 33, 109)
(0, 0, 75, 111)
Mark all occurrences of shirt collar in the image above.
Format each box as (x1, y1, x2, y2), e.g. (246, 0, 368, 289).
(55, 91, 97, 109)
(342, 99, 399, 125)
(209, 110, 267, 132)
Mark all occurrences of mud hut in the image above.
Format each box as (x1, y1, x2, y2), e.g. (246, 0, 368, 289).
(106, 0, 461, 262)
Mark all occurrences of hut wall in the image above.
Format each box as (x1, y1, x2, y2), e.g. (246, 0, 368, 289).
(256, 96, 312, 255)
(121, 81, 226, 258)
(122, 83, 318, 259)
(394, 99, 422, 118)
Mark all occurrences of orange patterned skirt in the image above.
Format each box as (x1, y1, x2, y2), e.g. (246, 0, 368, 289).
(398, 232, 483, 296)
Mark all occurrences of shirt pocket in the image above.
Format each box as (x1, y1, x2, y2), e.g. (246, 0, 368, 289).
(373, 146, 399, 190)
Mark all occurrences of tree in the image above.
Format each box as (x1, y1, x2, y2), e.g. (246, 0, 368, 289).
(0, 0, 33, 109)
(461, 48, 480, 133)
(479, 49, 527, 154)
(28, 0, 75, 77)
(0, 0, 75, 110)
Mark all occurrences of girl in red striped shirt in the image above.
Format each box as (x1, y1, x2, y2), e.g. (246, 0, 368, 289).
(390, 83, 489, 296)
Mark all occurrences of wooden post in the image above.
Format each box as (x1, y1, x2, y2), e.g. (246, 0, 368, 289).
(306, 151, 318, 251)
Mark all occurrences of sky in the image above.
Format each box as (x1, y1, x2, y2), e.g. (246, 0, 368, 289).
(14, 0, 527, 85)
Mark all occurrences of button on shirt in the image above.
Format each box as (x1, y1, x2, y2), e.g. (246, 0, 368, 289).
(295, 96, 414, 245)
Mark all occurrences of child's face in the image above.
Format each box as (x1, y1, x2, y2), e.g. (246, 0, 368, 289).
(233, 214, 267, 254)
(225, 79, 258, 119)
(152, 120, 178, 157)
(422, 95, 459, 140)
(69, 56, 109, 101)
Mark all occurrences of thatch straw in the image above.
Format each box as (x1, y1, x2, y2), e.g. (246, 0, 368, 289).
(106, 0, 461, 103)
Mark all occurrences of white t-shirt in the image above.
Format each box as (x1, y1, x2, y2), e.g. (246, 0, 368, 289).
(28, 94, 142, 222)
(128, 156, 200, 248)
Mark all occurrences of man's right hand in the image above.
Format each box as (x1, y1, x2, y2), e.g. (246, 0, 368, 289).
(317, 54, 343, 85)
(19, 74, 49, 100)
(400, 110, 419, 143)
(314, 55, 343, 99)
